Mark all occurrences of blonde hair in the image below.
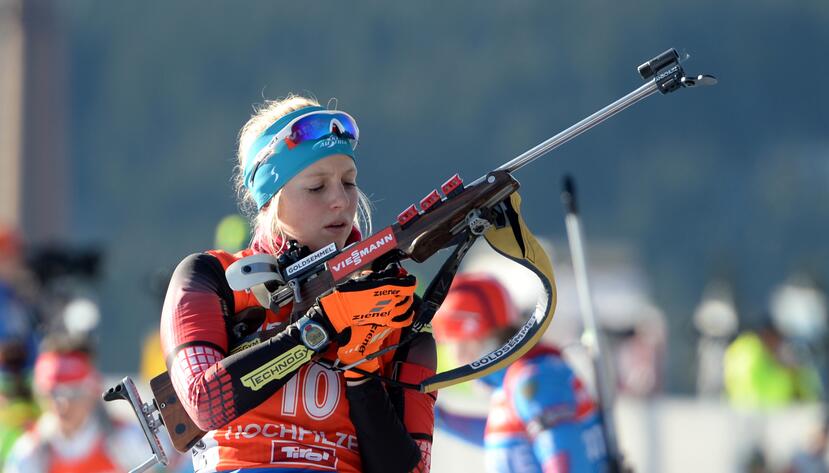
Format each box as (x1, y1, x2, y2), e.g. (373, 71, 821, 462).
(234, 94, 372, 253)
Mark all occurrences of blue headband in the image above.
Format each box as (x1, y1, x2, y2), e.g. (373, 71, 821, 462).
(243, 106, 357, 209)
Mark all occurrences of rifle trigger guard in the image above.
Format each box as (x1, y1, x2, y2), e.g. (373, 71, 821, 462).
(288, 279, 302, 304)
(466, 209, 492, 235)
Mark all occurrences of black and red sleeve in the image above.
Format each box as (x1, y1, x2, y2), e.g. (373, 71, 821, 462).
(160, 253, 310, 431)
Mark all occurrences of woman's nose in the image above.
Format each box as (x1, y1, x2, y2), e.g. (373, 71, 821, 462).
(330, 183, 351, 209)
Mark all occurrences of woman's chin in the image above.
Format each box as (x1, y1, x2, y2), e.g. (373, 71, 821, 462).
(320, 227, 350, 248)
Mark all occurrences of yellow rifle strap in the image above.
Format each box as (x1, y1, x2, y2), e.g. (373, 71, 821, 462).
(421, 192, 557, 392)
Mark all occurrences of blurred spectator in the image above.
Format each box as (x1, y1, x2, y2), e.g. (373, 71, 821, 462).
(614, 309, 666, 398)
(694, 280, 739, 398)
(3, 335, 149, 472)
(770, 274, 828, 399)
(723, 317, 823, 409)
(784, 418, 829, 473)
(433, 273, 609, 472)
(770, 275, 827, 346)
(0, 341, 39, 468)
(0, 225, 40, 369)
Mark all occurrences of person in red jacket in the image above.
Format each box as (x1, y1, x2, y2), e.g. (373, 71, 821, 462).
(433, 273, 608, 473)
(160, 94, 436, 473)
(3, 336, 150, 473)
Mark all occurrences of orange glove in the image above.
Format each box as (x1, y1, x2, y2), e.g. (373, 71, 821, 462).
(318, 270, 417, 333)
(311, 267, 418, 379)
(337, 325, 388, 380)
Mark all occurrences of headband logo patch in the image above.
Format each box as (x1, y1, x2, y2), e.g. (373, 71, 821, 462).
(312, 135, 349, 151)
(270, 168, 279, 183)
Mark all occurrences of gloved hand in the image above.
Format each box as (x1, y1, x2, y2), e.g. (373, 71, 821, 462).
(320, 266, 417, 332)
(306, 266, 418, 379)
(337, 324, 389, 380)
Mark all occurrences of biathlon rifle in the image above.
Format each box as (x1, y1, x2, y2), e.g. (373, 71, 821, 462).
(104, 48, 715, 471)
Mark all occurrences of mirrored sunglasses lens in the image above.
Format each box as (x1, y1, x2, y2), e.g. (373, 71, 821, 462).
(330, 117, 357, 139)
(289, 114, 357, 144)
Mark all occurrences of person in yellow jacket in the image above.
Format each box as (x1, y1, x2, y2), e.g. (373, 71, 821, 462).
(724, 321, 822, 408)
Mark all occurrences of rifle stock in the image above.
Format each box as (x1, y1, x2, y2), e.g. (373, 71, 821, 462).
(150, 372, 205, 452)
(394, 171, 519, 262)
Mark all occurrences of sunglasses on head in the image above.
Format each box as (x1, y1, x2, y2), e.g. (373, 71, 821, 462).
(44, 384, 90, 401)
(248, 110, 360, 186)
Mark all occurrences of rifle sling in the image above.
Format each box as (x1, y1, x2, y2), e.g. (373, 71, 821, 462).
(414, 231, 478, 331)
(417, 191, 557, 393)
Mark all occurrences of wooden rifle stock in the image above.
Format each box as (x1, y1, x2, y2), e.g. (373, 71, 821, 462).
(150, 371, 205, 452)
(150, 323, 287, 453)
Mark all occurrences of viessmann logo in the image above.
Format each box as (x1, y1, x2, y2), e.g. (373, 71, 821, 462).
(328, 227, 397, 280)
(271, 441, 338, 470)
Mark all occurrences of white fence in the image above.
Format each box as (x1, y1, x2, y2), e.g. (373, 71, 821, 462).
(106, 376, 825, 472)
(432, 395, 825, 473)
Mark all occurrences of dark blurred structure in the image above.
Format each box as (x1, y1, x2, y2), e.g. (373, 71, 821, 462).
(26, 245, 101, 287)
(743, 447, 771, 473)
(25, 243, 104, 338)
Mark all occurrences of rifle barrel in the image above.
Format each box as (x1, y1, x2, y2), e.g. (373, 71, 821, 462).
(496, 80, 658, 175)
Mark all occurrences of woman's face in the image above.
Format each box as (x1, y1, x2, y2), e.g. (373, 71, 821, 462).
(277, 154, 359, 252)
(41, 383, 97, 436)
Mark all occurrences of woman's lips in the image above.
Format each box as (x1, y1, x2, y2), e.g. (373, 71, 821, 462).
(324, 222, 348, 231)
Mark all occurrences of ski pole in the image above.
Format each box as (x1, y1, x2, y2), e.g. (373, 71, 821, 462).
(561, 175, 626, 472)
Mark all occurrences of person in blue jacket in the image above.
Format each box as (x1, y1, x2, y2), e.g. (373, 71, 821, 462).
(433, 273, 608, 473)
